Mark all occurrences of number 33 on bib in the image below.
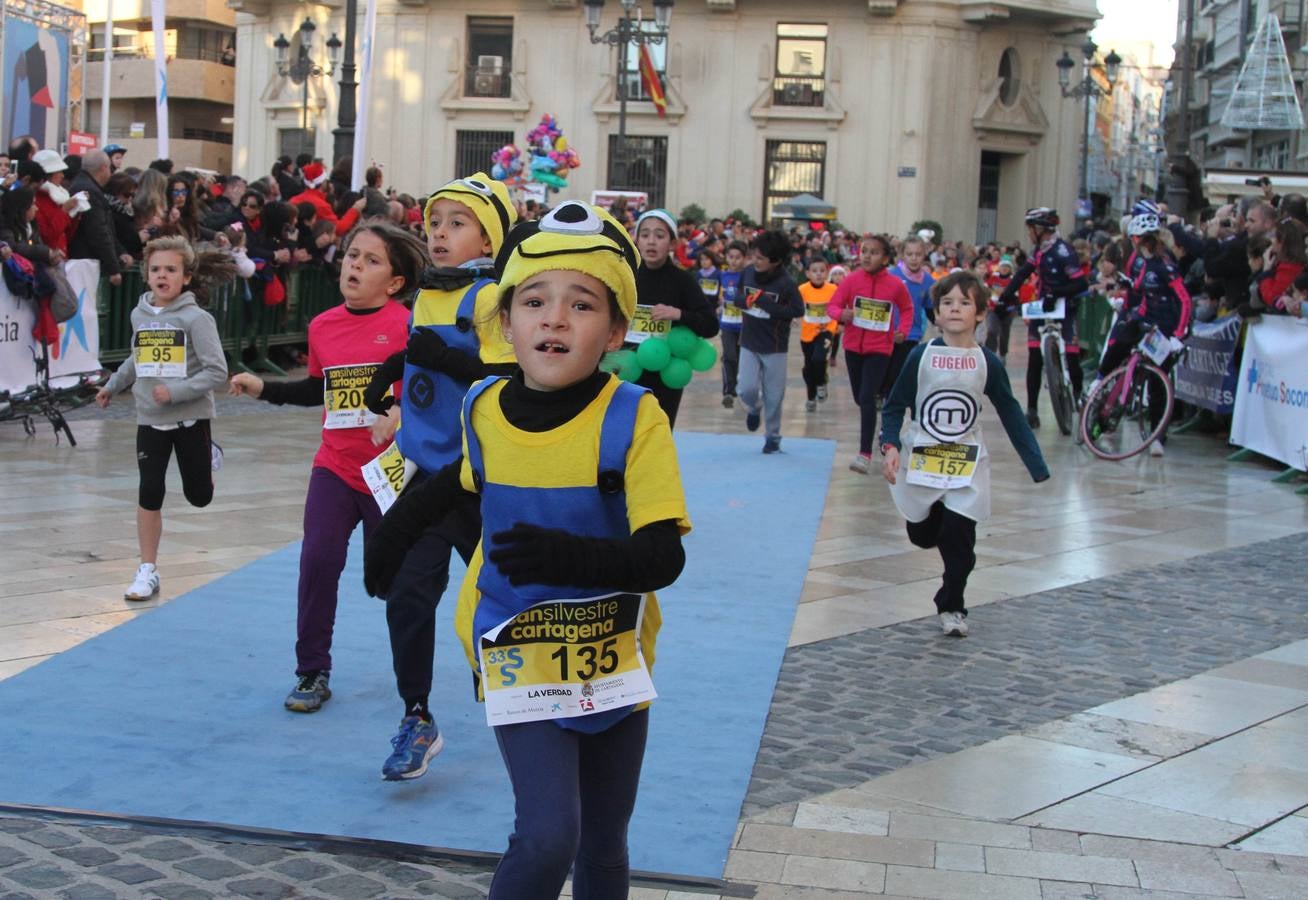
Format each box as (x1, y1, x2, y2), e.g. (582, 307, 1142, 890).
(477, 592, 656, 727)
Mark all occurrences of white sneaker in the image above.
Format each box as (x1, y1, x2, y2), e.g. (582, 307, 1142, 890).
(211, 441, 224, 472)
(805, 400, 817, 412)
(1086, 376, 1103, 398)
(849, 454, 871, 474)
(1149, 441, 1165, 457)
(817, 385, 828, 402)
(939, 611, 969, 637)
(125, 564, 159, 601)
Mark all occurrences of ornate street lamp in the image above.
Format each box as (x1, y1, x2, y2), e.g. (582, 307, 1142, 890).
(585, 0, 673, 190)
(1058, 38, 1121, 217)
(273, 18, 340, 159)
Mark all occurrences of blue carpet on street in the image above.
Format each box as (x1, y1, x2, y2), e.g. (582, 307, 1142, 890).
(0, 431, 833, 880)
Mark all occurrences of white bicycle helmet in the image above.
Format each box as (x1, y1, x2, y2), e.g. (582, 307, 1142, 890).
(1127, 213, 1161, 236)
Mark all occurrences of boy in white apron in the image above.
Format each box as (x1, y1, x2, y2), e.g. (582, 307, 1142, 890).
(880, 271, 1050, 636)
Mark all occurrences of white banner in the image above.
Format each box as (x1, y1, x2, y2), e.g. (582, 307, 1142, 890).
(152, 0, 169, 160)
(1231, 316, 1308, 472)
(0, 260, 103, 394)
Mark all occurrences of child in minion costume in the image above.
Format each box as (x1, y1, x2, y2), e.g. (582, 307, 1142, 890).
(364, 201, 691, 900)
(362, 173, 518, 781)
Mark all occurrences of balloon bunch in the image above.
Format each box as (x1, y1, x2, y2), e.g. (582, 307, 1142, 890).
(525, 114, 580, 191)
(490, 144, 524, 183)
(602, 326, 718, 390)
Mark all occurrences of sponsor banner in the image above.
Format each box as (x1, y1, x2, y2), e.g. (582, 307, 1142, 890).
(0, 260, 102, 394)
(1231, 316, 1308, 471)
(1174, 314, 1241, 414)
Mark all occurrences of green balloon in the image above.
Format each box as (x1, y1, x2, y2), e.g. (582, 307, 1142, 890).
(660, 357, 693, 390)
(618, 353, 644, 383)
(689, 339, 718, 372)
(667, 325, 698, 359)
(636, 337, 671, 372)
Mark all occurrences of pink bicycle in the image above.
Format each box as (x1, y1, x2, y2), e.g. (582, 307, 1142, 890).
(1079, 326, 1180, 460)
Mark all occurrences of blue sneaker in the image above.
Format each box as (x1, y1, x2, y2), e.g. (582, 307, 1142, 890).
(284, 671, 331, 713)
(382, 716, 444, 781)
(745, 410, 761, 432)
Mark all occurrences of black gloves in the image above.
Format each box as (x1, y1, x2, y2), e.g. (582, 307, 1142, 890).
(487, 524, 584, 587)
(1042, 296, 1058, 313)
(363, 350, 406, 415)
(998, 290, 1017, 310)
(364, 488, 435, 597)
(407, 327, 450, 372)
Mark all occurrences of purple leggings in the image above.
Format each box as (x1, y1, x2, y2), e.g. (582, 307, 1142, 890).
(296, 466, 382, 674)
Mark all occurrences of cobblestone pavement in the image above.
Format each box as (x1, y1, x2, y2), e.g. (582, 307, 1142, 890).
(0, 816, 497, 900)
(744, 531, 1308, 816)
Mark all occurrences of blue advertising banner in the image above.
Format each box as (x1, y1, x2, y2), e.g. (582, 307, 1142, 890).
(1174, 313, 1241, 414)
(4, 17, 70, 151)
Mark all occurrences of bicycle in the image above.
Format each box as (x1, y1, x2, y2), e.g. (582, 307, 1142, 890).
(1078, 326, 1181, 461)
(1022, 297, 1077, 436)
(0, 334, 109, 446)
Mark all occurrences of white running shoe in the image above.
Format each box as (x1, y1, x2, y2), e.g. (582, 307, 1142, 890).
(211, 441, 224, 472)
(805, 400, 817, 412)
(125, 564, 159, 601)
(1149, 441, 1165, 457)
(849, 454, 871, 474)
(817, 385, 828, 402)
(939, 611, 969, 637)
(1086, 376, 1103, 398)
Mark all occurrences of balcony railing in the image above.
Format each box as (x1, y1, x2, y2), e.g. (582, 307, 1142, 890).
(772, 74, 826, 108)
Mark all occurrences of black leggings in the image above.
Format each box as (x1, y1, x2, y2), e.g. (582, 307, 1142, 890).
(906, 501, 976, 615)
(136, 421, 214, 512)
(845, 349, 893, 455)
(800, 334, 832, 401)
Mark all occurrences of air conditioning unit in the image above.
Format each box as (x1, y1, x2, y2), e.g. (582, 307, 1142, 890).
(781, 82, 813, 105)
(473, 72, 504, 96)
(476, 54, 504, 74)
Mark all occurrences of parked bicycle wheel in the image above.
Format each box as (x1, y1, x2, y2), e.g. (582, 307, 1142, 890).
(1079, 359, 1174, 461)
(47, 369, 111, 410)
(1043, 333, 1075, 436)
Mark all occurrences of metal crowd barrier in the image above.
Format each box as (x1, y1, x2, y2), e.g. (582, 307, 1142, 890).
(96, 266, 343, 376)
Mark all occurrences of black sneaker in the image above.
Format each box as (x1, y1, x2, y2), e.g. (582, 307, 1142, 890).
(1026, 407, 1040, 429)
(745, 410, 761, 432)
(721, 394, 735, 409)
(762, 438, 781, 454)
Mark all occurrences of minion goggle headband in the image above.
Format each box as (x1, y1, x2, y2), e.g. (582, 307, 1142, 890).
(426, 176, 511, 238)
(497, 203, 638, 273)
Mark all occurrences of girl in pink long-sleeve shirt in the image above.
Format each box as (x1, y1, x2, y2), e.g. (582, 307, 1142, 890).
(827, 234, 915, 472)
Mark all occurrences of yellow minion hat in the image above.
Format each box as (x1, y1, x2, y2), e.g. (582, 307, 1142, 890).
(423, 173, 517, 257)
(496, 201, 640, 320)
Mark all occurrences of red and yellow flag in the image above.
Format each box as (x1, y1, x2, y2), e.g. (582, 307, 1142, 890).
(639, 44, 667, 118)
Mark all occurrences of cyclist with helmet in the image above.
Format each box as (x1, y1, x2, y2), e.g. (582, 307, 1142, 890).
(105, 144, 127, 174)
(998, 207, 1089, 427)
(1089, 208, 1192, 455)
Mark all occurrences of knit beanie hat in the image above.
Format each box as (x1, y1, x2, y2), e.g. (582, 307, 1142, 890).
(301, 161, 328, 189)
(423, 173, 517, 257)
(496, 201, 639, 319)
(999, 255, 1015, 270)
(635, 208, 677, 240)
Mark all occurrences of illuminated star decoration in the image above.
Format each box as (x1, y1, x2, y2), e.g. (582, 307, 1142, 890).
(60, 286, 89, 357)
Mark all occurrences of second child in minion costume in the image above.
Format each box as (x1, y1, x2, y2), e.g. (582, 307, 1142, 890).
(364, 201, 691, 900)
(361, 173, 517, 781)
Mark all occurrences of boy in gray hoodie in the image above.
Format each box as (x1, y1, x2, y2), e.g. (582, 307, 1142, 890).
(98, 236, 228, 600)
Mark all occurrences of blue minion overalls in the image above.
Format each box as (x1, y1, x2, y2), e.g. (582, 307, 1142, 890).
(396, 278, 495, 473)
(458, 375, 660, 735)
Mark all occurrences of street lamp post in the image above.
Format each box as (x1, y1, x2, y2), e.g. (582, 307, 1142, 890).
(273, 18, 341, 160)
(583, 0, 673, 190)
(332, 0, 359, 167)
(1057, 38, 1121, 221)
